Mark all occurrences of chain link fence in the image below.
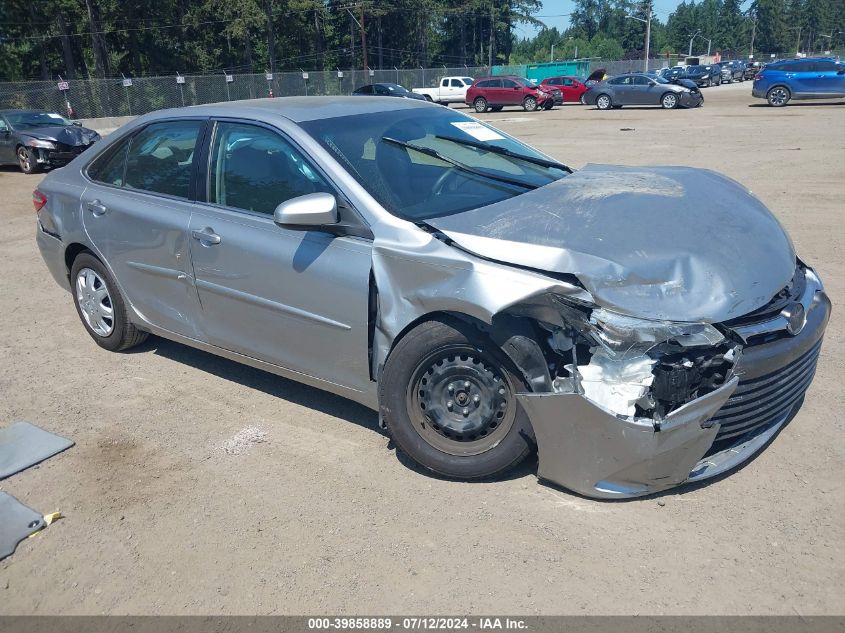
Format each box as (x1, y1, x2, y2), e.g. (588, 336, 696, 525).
(0, 57, 787, 119)
(0, 67, 492, 120)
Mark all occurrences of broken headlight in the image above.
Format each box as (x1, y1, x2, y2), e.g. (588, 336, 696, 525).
(588, 308, 725, 359)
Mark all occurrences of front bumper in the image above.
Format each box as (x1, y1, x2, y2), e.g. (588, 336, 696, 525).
(679, 91, 704, 107)
(517, 275, 831, 499)
(33, 143, 93, 167)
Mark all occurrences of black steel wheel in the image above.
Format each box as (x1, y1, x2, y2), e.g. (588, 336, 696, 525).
(379, 318, 535, 479)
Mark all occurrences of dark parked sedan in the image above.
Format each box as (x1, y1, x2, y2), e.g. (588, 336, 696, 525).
(683, 64, 721, 87)
(0, 109, 100, 173)
(584, 73, 703, 109)
(352, 83, 426, 100)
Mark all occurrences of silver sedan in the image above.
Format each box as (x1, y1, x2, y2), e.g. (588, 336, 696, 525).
(35, 97, 829, 498)
(584, 73, 704, 109)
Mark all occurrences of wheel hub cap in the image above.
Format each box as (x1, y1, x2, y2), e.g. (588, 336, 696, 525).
(409, 350, 514, 456)
(75, 268, 114, 337)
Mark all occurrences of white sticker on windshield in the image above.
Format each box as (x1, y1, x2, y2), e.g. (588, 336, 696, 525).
(47, 113, 64, 119)
(450, 121, 505, 142)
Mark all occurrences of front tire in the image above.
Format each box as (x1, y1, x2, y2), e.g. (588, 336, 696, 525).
(767, 86, 790, 107)
(70, 253, 149, 352)
(523, 96, 538, 112)
(473, 97, 489, 113)
(661, 92, 679, 109)
(17, 146, 40, 174)
(596, 93, 612, 110)
(379, 318, 535, 480)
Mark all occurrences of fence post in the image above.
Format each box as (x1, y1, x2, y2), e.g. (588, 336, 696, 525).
(121, 73, 132, 115)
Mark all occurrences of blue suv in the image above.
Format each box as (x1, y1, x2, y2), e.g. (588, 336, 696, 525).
(753, 57, 845, 106)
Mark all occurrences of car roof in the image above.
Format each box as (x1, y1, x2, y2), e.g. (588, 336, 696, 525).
(0, 109, 50, 115)
(129, 96, 433, 124)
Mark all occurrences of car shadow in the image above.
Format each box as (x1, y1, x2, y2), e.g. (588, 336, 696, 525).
(134, 335, 536, 483)
(135, 335, 381, 434)
(748, 101, 845, 107)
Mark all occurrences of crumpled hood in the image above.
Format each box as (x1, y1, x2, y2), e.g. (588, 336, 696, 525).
(426, 164, 796, 323)
(20, 125, 99, 146)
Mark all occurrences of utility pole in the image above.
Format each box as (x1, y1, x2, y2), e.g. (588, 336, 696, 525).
(750, 17, 756, 56)
(488, 3, 494, 68)
(360, 5, 368, 71)
(626, 3, 652, 73)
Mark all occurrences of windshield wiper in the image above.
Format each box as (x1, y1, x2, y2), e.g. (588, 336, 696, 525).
(434, 135, 572, 172)
(381, 137, 537, 190)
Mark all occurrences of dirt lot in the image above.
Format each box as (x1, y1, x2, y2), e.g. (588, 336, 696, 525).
(1, 82, 843, 615)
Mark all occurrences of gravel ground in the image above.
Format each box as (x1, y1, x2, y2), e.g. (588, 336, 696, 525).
(1, 81, 843, 615)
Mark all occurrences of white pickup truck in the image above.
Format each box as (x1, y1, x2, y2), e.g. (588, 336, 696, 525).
(413, 76, 476, 104)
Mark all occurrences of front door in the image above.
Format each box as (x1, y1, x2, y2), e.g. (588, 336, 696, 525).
(188, 120, 372, 391)
(81, 118, 205, 338)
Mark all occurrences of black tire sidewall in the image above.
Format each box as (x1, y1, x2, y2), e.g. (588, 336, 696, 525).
(379, 318, 535, 480)
(474, 97, 488, 113)
(17, 147, 38, 174)
(70, 253, 133, 351)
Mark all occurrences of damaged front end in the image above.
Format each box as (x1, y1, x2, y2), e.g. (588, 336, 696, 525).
(508, 297, 743, 498)
(501, 265, 829, 499)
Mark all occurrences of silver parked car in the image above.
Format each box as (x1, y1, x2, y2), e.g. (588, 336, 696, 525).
(35, 97, 829, 498)
(584, 73, 704, 109)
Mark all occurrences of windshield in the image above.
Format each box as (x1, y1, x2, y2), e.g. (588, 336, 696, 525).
(6, 111, 73, 129)
(383, 84, 409, 95)
(299, 107, 568, 221)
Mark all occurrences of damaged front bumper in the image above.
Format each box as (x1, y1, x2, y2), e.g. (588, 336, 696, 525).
(516, 274, 831, 500)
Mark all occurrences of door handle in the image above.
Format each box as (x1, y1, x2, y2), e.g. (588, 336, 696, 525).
(192, 228, 221, 245)
(86, 200, 108, 216)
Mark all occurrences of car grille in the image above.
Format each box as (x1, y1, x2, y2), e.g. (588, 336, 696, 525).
(54, 142, 91, 155)
(709, 337, 822, 441)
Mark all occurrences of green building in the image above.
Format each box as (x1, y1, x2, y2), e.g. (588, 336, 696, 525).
(492, 61, 592, 81)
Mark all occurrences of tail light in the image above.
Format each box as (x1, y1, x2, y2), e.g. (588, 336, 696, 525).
(754, 73, 764, 81)
(33, 189, 47, 213)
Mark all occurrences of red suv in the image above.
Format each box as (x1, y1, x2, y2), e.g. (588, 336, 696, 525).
(465, 76, 553, 113)
(540, 76, 589, 104)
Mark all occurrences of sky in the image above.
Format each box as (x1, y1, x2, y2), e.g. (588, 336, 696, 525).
(519, 0, 693, 38)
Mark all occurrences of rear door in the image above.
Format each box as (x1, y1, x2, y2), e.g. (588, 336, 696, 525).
(486, 78, 505, 105)
(188, 119, 373, 391)
(500, 79, 521, 105)
(81, 119, 206, 338)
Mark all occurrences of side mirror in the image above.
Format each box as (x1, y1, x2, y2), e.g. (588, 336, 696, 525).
(273, 192, 338, 229)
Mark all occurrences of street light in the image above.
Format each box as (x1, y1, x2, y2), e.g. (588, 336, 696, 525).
(688, 30, 701, 57)
(626, 12, 653, 73)
(550, 40, 564, 62)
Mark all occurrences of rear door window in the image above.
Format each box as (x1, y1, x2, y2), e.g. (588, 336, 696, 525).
(87, 137, 130, 187)
(124, 120, 202, 198)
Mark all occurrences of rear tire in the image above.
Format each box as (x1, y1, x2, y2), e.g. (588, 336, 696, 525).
(767, 86, 790, 107)
(379, 318, 535, 480)
(70, 253, 149, 352)
(473, 97, 489, 113)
